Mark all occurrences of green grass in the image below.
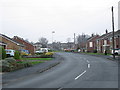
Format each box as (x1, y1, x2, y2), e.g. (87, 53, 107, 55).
(30, 61, 43, 65)
(17, 61, 43, 65)
(21, 58, 52, 60)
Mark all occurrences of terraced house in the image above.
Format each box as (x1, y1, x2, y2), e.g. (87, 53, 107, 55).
(86, 35, 99, 53)
(0, 33, 24, 50)
(96, 30, 120, 54)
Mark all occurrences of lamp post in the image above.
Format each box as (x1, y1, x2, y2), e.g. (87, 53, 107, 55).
(52, 31, 55, 49)
(111, 6, 115, 59)
(74, 33, 76, 49)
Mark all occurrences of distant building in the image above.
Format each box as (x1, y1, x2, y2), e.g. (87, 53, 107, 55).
(0, 34, 24, 50)
(47, 42, 75, 50)
(13, 36, 35, 55)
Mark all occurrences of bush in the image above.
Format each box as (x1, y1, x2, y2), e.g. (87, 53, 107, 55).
(5, 57, 16, 64)
(0, 60, 13, 72)
(14, 51, 20, 60)
(0, 47, 6, 60)
(93, 50, 97, 53)
(1, 57, 33, 72)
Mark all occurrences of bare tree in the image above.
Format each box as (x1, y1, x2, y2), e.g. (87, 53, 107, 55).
(76, 33, 90, 51)
(38, 37, 48, 48)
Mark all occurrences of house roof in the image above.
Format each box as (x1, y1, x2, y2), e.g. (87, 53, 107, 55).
(13, 36, 34, 46)
(0, 41, 7, 45)
(97, 30, 120, 40)
(87, 35, 99, 42)
(0, 33, 25, 47)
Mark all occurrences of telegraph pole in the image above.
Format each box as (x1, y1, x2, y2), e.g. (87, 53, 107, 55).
(52, 31, 55, 49)
(111, 6, 115, 59)
(74, 33, 76, 49)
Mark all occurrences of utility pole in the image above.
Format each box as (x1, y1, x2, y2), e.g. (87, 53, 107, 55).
(111, 6, 115, 59)
(74, 33, 76, 49)
(52, 31, 55, 50)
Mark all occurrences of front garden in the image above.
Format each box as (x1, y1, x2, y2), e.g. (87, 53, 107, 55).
(0, 47, 54, 72)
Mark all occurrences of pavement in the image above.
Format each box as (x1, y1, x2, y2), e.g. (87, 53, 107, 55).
(76, 52, 120, 61)
(2, 52, 118, 88)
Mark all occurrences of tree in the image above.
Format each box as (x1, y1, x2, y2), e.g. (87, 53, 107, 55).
(38, 37, 48, 48)
(76, 33, 90, 51)
(14, 51, 20, 60)
(0, 47, 6, 59)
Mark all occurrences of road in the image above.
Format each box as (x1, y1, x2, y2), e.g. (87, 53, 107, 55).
(3, 52, 118, 88)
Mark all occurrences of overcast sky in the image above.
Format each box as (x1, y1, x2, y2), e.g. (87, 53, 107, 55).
(0, 0, 119, 43)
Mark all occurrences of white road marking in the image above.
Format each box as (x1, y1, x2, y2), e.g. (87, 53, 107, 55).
(88, 64, 90, 68)
(87, 60, 89, 63)
(75, 70, 86, 80)
(58, 87, 63, 90)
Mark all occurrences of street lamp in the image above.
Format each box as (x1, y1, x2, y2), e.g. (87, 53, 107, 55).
(52, 31, 55, 49)
(111, 6, 115, 59)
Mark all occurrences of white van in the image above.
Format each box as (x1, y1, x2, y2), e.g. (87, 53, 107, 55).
(5, 49, 15, 56)
(35, 48, 48, 54)
(40, 48, 48, 53)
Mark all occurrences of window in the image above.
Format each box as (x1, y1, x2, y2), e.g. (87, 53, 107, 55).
(104, 40, 107, 45)
(89, 42, 93, 47)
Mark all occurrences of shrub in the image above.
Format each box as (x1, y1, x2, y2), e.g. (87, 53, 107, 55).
(5, 57, 17, 67)
(0, 47, 6, 60)
(0, 60, 14, 72)
(0, 57, 33, 72)
(14, 51, 20, 60)
(93, 50, 97, 53)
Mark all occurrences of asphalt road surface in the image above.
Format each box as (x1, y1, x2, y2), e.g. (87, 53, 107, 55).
(3, 52, 118, 88)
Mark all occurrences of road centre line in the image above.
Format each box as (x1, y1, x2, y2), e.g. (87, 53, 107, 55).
(87, 60, 89, 63)
(58, 87, 63, 90)
(75, 70, 86, 80)
(88, 64, 90, 68)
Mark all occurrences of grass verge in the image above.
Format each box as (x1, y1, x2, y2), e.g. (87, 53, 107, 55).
(17, 61, 43, 65)
(21, 58, 52, 60)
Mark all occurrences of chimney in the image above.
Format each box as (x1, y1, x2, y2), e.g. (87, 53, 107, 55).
(91, 33, 94, 37)
(106, 29, 108, 34)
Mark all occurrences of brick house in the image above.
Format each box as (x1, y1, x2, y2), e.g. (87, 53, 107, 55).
(86, 35, 99, 52)
(96, 30, 120, 53)
(13, 36, 35, 55)
(0, 33, 24, 50)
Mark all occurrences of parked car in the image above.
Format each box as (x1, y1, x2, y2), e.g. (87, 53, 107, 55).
(35, 50, 44, 54)
(40, 48, 48, 53)
(35, 48, 48, 54)
(19, 49, 30, 56)
(111, 48, 120, 55)
(5, 49, 15, 57)
(78, 49, 81, 52)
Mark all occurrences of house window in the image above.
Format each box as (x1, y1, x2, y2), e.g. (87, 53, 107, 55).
(89, 42, 93, 47)
(104, 40, 107, 45)
(110, 38, 112, 42)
